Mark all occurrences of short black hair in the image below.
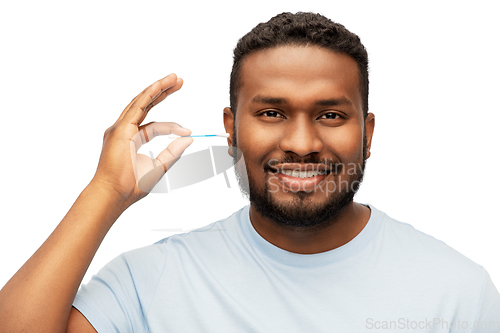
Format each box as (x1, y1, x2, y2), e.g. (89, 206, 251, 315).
(229, 12, 369, 118)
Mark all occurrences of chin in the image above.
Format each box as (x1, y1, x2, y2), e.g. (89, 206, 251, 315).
(250, 180, 357, 229)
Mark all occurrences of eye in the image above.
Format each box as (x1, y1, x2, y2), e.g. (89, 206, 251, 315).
(260, 110, 284, 118)
(319, 112, 342, 120)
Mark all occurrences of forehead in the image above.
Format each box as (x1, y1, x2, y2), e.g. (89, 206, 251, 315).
(237, 45, 362, 113)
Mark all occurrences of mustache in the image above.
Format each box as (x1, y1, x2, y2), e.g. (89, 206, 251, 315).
(264, 156, 343, 174)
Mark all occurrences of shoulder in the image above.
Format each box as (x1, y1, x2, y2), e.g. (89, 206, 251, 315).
(366, 207, 499, 319)
(373, 206, 484, 288)
(120, 206, 249, 271)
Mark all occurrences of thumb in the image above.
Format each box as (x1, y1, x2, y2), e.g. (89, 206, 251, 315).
(137, 137, 193, 193)
(156, 136, 194, 172)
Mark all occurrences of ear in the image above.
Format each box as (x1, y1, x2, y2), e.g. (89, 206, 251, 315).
(364, 113, 375, 159)
(223, 107, 234, 156)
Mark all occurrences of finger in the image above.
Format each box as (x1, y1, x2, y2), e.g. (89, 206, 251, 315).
(145, 78, 183, 110)
(156, 136, 194, 172)
(135, 78, 183, 126)
(115, 87, 146, 124)
(148, 78, 184, 109)
(136, 134, 193, 193)
(132, 121, 192, 152)
(137, 160, 166, 193)
(123, 74, 179, 126)
(117, 76, 182, 127)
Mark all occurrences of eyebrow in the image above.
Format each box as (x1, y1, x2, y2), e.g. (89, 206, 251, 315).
(251, 95, 353, 107)
(252, 96, 286, 105)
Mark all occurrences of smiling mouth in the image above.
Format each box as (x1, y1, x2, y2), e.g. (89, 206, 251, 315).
(267, 163, 335, 192)
(273, 169, 329, 178)
(268, 163, 335, 178)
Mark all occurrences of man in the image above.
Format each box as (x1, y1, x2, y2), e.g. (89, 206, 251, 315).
(0, 12, 498, 332)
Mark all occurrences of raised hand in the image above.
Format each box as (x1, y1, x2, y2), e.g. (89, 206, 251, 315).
(92, 73, 193, 207)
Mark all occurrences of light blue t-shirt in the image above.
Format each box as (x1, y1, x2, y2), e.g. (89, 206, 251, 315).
(73, 205, 500, 332)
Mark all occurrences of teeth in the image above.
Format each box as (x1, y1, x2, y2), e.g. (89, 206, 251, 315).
(277, 170, 327, 178)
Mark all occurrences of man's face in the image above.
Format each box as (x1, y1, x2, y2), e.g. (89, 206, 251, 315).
(224, 46, 375, 228)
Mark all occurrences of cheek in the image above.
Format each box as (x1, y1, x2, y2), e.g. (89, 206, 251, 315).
(236, 119, 279, 166)
(324, 125, 364, 161)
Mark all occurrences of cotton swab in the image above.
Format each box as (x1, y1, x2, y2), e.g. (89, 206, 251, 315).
(168, 133, 230, 139)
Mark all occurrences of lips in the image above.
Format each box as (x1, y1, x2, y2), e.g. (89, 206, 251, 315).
(270, 163, 333, 173)
(268, 163, 332, 192)
(278, 169, 327, 178)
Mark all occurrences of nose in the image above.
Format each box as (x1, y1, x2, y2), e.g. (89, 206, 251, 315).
(279, 117, 323, 156)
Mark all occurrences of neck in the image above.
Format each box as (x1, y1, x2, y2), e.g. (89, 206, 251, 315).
(249, 201, 371, 254)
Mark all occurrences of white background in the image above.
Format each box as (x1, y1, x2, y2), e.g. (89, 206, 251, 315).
(1, 0, 499, 292)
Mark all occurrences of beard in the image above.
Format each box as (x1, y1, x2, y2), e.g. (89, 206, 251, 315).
(232, 127, 367, 230)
